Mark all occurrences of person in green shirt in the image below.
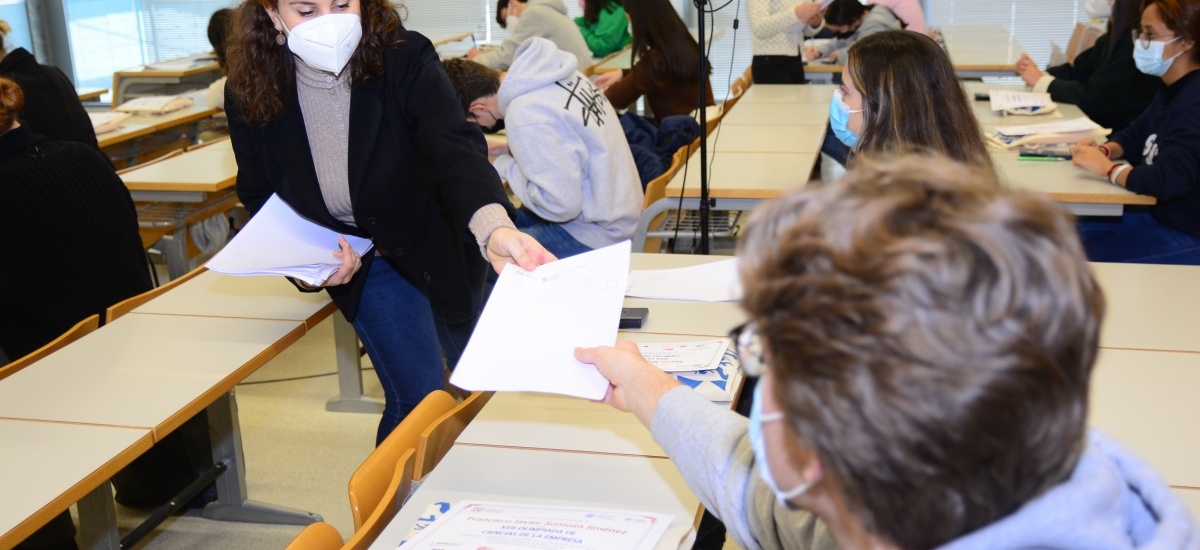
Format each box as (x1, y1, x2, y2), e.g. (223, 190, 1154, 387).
(575, 0, 631, 57)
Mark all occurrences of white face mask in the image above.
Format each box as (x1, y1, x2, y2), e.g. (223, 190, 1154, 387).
(281, 13, 362, 75)
(1085, 0, 1111, 20)
(506, 14, 520, 29)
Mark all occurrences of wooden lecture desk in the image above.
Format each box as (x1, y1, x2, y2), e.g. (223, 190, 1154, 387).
(97, 90, 222, 164)
(736, 83, 835, 105)
(367, 445, 702, 550)
(964, 81, 1156, 215)
(0, 314, 318, 548)
(633, 126, 822, 251)
(132, 268, 376, 413)
(0, 420, 153, 549)
(707, 124, 825, 154)
(1092, 262, 1200, 354)
(76, 87, 108, 102)
(119, 136, 236, 203)
(111, 55, 221, 106)
(803, 24, 1025, 81)
(718, 102, 828, 126)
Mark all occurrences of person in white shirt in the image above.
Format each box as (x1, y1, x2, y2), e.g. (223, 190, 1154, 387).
(868, 0, 925, 33)
(747, 0, 825, 83)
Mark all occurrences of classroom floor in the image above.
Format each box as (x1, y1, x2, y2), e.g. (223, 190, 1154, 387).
(80, 262, 742, 549)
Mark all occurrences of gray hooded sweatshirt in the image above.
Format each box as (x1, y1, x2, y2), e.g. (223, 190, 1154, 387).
(494, 37, 642, 250)
(474, 0, 593, 71)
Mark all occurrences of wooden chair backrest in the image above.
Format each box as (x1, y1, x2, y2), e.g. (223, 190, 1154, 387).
(343, 449, 416, 550)
(742, 65, 754, 86)
(0, 314, 100, 382)
(105, 265, 207, 323)
(348, 390, 456, 530)
(643, 138, 696, 209)
(116, 148, 184, 176)
(284, 522, 343, 550)
(414, 391, 494, 480)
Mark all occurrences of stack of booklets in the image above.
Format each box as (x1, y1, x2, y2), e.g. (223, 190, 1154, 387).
(639, 339, 738, 402)
(115, 95, 194, 115)
(985, 116, 1109, 149)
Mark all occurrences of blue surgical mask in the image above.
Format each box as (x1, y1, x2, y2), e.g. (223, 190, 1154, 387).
(1133, 35, 1183, 77)
(748, 382, 811, 507)
(829, 88, 862, 148)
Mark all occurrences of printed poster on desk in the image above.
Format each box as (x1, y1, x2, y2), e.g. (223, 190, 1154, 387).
(399, 500, 674, 550)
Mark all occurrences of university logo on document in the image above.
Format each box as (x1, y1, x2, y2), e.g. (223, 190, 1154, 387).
(555, 75, 608, 128)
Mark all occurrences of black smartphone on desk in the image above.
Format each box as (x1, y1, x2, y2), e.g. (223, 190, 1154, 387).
(619, 308, 649, 329)
(974, 92, 991, 101)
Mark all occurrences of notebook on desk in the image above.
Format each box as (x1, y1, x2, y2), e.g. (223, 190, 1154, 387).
(115, 95, 195, 115)
(88, 111, 130, 134)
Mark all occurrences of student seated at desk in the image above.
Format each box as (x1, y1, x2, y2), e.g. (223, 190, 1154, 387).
(444, 38, 642, 259)
(803, 0, 901, 65)
(1015, 0, 1160, 132)
(575, 0, 631, 58)
(1070, 0, 1200, 265)
(0, 20, 99, 152)
(822, 30, 993, 177)
(576, 154, 1199, 550)
(592, 0, 715, 122)
(471, 0, 592, 72)
(0, 77, 215, 550)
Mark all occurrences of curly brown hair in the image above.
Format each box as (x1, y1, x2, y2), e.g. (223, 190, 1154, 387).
(0, 77, 23, 133)
(225, 0, 405, 124)
(738, 155, 1103, 548)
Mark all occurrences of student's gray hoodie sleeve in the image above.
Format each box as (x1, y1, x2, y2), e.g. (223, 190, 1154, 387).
(650, 387, 837, 550)
(493, 121, 586, 223)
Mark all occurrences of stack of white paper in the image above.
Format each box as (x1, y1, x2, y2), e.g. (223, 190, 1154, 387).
(626, 258, 741, 302)
(206, 194, 374, 286)
(639, 339, 738, 402)
(987, 116, 1110, 148)
(449, 241, 631, 400)
(989, 90, 1054, 112)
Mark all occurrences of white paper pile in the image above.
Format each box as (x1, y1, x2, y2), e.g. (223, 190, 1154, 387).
(626, 258, 741, 302)
(115, 95, 194, 115)
(206, 194, 374, 286)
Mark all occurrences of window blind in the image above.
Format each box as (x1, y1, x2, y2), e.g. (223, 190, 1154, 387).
(927, 0, 1090, 68)
(138, 0, 230, 61)
(63, 0, 146, 88)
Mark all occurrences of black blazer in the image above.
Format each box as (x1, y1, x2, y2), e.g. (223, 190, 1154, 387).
(0, 48, 100, 152)
(226, 31, 514, 322)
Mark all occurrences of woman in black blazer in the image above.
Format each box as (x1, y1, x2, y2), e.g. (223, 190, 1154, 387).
(225, 0, 553, 444)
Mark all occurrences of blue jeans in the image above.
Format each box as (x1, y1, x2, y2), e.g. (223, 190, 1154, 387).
(513, 208, 593, 259)
(351, 258, 450, 445)
(1078, 212, 1200, 265)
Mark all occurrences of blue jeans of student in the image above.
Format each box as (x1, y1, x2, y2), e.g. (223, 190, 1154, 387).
(351, 258, 451, 445)
(1078, 212, 1200, 265)
(513, 208, 593, 259)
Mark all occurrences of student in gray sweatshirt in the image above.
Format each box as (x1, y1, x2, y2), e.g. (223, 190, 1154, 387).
(576, 155, 1199, 550)
(469, 0, 593, 71)
(446, 37, 642, 258)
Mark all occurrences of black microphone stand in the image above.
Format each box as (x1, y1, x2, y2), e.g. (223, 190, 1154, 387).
(694, 0, 711, 255)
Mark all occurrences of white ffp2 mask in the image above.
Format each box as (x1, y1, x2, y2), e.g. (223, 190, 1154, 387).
(283, 13, 362, 75)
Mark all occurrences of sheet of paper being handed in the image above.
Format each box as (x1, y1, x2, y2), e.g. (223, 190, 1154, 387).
(450, 241, 631, 399)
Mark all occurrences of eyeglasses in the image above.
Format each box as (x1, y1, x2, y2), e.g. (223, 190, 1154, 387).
(729, 321, 767, 377)
(1132, 29, 1180, 49)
